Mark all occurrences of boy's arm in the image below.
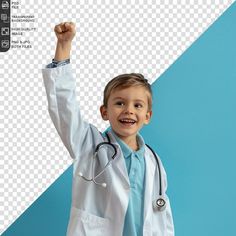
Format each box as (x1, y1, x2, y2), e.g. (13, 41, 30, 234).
(54, 39, 71, 61)
(54, 22, 75, 61)
(42, 22, 94, 159)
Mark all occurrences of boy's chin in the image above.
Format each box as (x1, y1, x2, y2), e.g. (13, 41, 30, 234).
(113, 129, 138, 139)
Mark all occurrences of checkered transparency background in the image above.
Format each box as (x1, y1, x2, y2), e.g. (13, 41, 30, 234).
(0, 0, 234, 233)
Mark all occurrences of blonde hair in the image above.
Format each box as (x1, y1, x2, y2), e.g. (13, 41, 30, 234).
(103, 73, 152, 111)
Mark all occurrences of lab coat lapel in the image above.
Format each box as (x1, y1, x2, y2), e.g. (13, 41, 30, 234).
(107, 131, 130, 188)
(143, 147, 156, 225)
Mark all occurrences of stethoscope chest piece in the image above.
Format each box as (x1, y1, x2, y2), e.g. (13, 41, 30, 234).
(153, 197, 166, 211)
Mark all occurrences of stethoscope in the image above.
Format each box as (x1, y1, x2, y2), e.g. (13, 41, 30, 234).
(78, 133, 166, 211)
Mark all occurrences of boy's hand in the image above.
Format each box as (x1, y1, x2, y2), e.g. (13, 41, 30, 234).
(54, 22, 76, 61)
(54, 22, 76, 43)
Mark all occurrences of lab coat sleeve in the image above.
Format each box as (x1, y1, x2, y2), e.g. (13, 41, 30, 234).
(162, 165, 175, 236)
(42, 63, 92, 159)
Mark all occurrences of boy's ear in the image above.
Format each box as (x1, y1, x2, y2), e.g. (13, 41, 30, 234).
(144, 110, 152, 124)
(100, 105, 109, 121)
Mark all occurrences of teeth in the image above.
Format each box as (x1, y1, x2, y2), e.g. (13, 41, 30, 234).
(120, 119, 136, 123)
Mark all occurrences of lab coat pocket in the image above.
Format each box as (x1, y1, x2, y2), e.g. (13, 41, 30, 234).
(67, 206, 110, 236)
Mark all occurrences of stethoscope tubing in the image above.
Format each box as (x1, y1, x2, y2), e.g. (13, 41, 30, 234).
(78, 132, 166, 210)
(93, 142, 117, 179)
(145, 144, 162, 196)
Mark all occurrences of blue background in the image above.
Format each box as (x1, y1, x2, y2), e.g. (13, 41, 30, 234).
(2, 2, 236, 236)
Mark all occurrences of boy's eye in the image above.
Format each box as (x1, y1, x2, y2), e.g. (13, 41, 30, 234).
(135, 103, 143, 108)
(115, 101, 125, 106)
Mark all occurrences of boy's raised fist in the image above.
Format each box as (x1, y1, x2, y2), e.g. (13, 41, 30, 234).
(54, 22, 76, 43)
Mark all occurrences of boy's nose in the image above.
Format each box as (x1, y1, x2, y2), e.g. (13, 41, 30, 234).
(124, 105, 134, 114)
(124, 110, 133, 114)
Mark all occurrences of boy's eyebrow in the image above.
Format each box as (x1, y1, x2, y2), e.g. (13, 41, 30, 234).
(112, 96, 145, 103)
(112, 96, 125, 100)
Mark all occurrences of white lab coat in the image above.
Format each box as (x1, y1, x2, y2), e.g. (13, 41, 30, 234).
(42, 64, 174, 236)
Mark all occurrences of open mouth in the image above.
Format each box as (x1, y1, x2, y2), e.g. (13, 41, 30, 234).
(119, 118, 136, 125)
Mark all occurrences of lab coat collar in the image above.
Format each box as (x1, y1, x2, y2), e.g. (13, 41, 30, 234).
(105, 129, 130, 188)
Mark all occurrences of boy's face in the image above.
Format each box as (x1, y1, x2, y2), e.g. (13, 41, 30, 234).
(100, 86, 152, 142)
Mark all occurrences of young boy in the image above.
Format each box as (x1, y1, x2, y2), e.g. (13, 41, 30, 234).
(42, 22, 174, 236)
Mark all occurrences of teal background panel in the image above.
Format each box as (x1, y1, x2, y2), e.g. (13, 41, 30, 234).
(142, 2, 236, 236)
(2, 2, 236, 236)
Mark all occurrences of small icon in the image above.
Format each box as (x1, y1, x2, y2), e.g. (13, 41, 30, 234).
(1, 14, 8, 21)
(2, 1, 9, 9)
(1, 27, 9, 35)
(1, 39, 9, 48)
(3, 16, 9, 23)
(1, 14, 9, 23)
